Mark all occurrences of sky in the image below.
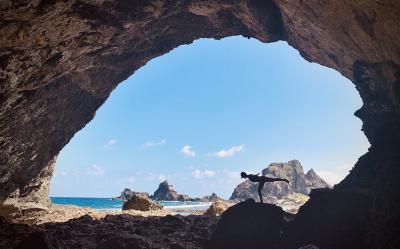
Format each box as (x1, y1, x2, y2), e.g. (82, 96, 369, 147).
(50, 36, 370, 199)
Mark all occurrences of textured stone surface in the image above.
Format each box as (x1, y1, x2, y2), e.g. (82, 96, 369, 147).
(122, 193, 163, 212)
(0, 0, 399, 247)
(0, 212, 218, 249)
(204, 200, 229, 217)
(209, 199, 286, 249)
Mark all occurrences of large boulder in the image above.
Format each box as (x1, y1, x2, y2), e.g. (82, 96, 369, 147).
(204, 200, 229, 216)
(230, 160, 329, 202)
(122, 194, 163, 211)
(209, 199, 286, 249)
(151, 181, 191, 201)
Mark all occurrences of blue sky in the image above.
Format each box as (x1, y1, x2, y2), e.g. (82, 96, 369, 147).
(50, 36, 370, 198)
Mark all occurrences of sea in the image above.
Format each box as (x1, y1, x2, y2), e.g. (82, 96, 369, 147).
(50, 197, 211, 212)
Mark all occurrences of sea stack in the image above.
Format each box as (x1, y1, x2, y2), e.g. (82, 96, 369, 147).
(151, 181, 191, 201)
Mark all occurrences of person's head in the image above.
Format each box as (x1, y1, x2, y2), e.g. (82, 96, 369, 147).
(240, 172, 248, 178)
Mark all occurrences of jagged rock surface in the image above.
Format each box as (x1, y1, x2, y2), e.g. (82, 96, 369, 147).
(0, 213, 218, 249)
(151, 181, 191, 201)
(122, 194, 163, 212)
(230, 160, 329, 202)
(0, 0, 399, 247)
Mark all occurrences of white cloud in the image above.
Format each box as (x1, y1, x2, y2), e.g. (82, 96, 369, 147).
(107, 139, 117, 146)
(103, 139, 117, 148)
(181, 145, 196, 157)
(87, 164, 105, 176)
(141, 139, 166, 149)
(60, 171, 68, 176)
(192, 169, 216, 179)
(209, 145, 245, 158)
(316, 170, 343, 186)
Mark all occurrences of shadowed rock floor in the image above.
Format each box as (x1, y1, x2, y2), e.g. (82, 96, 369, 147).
(0, 214, 218, 249)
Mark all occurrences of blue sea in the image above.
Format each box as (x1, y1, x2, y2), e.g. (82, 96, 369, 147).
(51, 197, 211, 211)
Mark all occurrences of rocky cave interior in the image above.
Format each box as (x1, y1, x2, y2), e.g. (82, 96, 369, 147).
(0, 0, 399, 248)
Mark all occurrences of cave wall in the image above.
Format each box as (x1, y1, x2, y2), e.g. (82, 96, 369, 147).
(1, 0, 399, 246)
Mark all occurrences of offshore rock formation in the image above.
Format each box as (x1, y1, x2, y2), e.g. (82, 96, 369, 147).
(200, 193, 225, 202)
(112, 188, 149, 201)
(150, 181, 191, 201)
(122, 194, 163, 212)
(230, 160, 329, 202)
(0, 0, 399, 247)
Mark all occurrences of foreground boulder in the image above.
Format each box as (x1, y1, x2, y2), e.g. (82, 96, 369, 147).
(122, 194, 163, 211)
(209, 199, 286, 249)
(204, 200, 229, 216)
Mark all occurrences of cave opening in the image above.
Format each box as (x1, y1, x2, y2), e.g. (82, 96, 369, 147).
(1, 1, 399, 248)
(49, 36, 369, 213)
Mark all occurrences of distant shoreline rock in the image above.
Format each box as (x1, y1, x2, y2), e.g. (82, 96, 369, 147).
(150, 181, 192, 201)
(200, 193, 226, 202)
(122, 193, 163, 211)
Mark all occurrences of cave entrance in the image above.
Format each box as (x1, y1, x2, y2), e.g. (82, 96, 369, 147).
(49, 36, 369, 213)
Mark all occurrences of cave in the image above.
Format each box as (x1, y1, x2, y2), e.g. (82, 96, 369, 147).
(1, 0, 399, 248)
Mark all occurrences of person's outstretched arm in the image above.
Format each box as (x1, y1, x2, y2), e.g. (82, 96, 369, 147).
(264, 177, 289, 184)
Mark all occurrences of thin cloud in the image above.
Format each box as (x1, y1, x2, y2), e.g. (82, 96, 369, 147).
(104, 139, 117, 148)
(60, 171, 68, 176)
(141, 139, 167, 149)
(192, 169, 216, 179)
(87, 164, 105, 176)
(209, 145, 245, 158)
(181, 145, 196, 157)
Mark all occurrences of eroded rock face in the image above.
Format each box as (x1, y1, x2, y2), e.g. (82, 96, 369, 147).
(1, 0, 399, 247)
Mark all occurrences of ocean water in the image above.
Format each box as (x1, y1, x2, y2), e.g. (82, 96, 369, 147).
(50, 197, 211, 211)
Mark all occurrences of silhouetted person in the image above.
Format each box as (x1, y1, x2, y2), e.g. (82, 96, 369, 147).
(241, 172, 289, 203)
